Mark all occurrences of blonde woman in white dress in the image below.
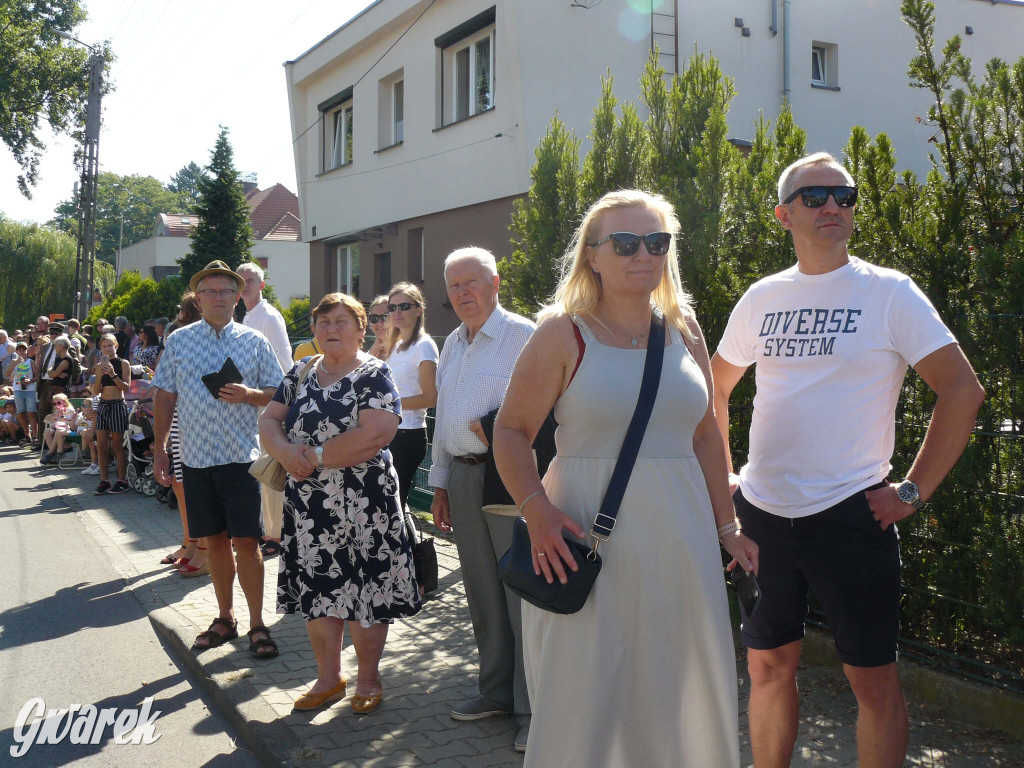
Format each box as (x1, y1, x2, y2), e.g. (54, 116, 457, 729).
(494, 189, 758, 767)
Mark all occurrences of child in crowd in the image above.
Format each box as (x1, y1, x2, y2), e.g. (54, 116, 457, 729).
(11, 342, 38, 446)
(78, 397, 100, 474)
(40, 393, 76, 465)
(1, 399, 23, 443)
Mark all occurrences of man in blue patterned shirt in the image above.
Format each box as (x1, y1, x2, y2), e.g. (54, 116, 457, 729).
(152, 260, 285, 658)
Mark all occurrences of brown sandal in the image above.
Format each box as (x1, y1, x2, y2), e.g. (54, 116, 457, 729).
(192, 617, 238, 651)
(248, 626, 279, 659)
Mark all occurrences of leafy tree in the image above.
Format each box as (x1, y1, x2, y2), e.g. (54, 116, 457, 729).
(500, 115, 581, 316)
(0, 0, 114, 196)
(50, 171, 182, 265)
(168, 161, 206, 211)
(84, 271, 185, 329)
(179, 127, 255, 286)
(0, 214, 114, 327)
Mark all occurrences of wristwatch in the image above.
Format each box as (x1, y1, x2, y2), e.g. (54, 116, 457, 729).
(896, 479, 925, 510)
(314, 446, 324, 471)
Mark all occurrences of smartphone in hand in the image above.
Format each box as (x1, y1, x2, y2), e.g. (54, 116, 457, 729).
(731, 567, 761, 618)
(97, 352, 108, 368)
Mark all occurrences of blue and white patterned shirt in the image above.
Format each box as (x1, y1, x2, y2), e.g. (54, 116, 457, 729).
(427, 305, 535, 489)
(152, 319, 283, 468)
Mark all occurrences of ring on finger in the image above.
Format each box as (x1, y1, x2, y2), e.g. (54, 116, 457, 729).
(537, 552, 547, 558)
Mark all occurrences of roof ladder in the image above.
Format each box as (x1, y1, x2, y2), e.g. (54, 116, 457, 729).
(651, 0, 679, 75)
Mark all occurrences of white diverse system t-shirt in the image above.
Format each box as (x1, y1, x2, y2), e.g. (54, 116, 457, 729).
(716, 257, 957, 519)
(387, 335, 439, 430)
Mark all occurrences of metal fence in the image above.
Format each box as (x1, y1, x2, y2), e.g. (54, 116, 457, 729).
(294, 317, 1024, 694)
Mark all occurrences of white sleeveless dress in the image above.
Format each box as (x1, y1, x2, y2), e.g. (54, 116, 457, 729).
(522, 317, 739, 768)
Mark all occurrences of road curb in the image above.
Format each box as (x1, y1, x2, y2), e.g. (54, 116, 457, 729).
(148, 605, 315, 768)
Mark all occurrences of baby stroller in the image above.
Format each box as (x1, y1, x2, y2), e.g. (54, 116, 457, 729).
(124, 378, 159, 496)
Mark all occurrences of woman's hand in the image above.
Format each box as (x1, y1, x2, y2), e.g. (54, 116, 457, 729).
(523, 497, 587, 585)
(279, 443, 314, 480)
(721, 531, 759, 576)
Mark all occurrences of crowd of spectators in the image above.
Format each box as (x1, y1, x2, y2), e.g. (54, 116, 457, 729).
(0, 313, 167, 465)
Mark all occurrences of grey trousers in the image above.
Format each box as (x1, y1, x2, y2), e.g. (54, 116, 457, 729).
(449, 461, 531, 718)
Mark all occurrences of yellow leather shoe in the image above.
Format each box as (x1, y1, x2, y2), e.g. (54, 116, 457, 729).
(293, 679, 347, 712)
(351, 683, 383, 715)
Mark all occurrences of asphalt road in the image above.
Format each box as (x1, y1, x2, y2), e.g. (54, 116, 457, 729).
(0, 450, 263, 767)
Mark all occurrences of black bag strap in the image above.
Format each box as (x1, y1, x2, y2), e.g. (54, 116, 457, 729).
(588, 308, 665, 550)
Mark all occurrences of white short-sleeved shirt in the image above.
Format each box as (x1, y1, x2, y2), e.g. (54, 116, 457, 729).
(388, 336, 439, 430)
(716, 257, 957, 518)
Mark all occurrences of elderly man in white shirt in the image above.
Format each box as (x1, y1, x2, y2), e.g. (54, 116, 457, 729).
(429, 247, 536, 753)
(238, 261, 294, 555)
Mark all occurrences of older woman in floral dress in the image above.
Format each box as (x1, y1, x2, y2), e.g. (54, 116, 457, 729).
(260, 292, 420, 714)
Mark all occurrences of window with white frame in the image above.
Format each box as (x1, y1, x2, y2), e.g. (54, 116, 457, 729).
(377, 71, 405, 150)
(811, 42, 839, 89)
(436, 7, 496, 127)
(319, 87, 354, 172)
(335, 243, 360, 296)
(393, 79, 404, 144)
(811, 46, 826, 85)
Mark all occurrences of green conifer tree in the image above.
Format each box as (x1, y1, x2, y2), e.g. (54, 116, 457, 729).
(179, 127, 255, 286)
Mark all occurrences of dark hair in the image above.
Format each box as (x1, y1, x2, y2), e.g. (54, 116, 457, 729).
(177, 291, 202, 326)
(140, 325, 159, 348)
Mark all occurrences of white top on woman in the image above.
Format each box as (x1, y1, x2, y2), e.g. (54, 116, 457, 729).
(387, 336, 438, 430)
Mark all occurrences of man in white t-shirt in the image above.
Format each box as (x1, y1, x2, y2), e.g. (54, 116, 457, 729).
(711, 152, 984, 768)
(238, 262, 293, 556)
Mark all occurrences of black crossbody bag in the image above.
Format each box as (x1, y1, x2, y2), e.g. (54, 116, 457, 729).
(498, 310, 666, 614)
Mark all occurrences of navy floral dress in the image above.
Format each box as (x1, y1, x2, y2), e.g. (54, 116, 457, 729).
(273, 356, 420, 626)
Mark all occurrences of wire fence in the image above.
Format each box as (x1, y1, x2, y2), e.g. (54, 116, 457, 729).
(292, 316, 1024, 694)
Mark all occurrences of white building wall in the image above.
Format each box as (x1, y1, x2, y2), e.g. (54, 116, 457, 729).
(117, 237, 309, 302)
(287, 0, 1024, 243)
(253, 240, 310, 302)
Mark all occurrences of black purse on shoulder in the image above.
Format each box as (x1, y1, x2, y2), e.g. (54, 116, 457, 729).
(498, 310, 666, 614)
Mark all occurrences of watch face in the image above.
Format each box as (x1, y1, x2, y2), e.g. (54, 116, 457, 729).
(897, 482, 918, 504)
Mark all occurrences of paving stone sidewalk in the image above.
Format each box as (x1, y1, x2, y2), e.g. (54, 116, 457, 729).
(10, 447, 1018, 768)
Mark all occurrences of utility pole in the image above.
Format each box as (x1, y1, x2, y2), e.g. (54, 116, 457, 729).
(62, 32, 104, 322)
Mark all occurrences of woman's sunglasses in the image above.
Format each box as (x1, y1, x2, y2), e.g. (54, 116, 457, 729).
(587, 231, 672, 257)
(388, 302, 417, 312)
(368, 313, 389, 324)
(783, 185, 858, 208)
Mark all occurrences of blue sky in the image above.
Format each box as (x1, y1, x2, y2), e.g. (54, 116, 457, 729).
(0, 0, 373, 224)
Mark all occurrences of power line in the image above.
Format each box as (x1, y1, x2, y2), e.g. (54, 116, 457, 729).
(300, 129, 514, 187)
(292, 0, 438, 148)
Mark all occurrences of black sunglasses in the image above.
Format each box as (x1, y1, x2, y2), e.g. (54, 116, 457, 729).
(368, 313, 389, 324)
(783, 185, 858, 208)
(587, 231, 673, 257)
(388, 302, 417, 312)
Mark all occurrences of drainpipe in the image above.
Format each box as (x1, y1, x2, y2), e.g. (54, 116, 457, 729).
(770, 0, 778, 37)
(782, 0, 791, 103)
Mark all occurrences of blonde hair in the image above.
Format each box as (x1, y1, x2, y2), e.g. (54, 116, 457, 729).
(387, 282, 427, 355)
(52, 393, 69, 406)
(99, 332, 118, 349)
(539, 189, 695, 341)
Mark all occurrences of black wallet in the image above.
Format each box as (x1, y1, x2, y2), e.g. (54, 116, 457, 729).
(731, 567, 761, 618)
(201, 357, 243, 399)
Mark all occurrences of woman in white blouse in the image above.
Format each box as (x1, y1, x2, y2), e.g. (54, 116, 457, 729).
(384, 283, 438, 516)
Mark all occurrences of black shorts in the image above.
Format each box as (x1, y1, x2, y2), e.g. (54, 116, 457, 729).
(734, 484, 901, 667)
(181, 462, 264, 539)
(96, 398, 128, 433)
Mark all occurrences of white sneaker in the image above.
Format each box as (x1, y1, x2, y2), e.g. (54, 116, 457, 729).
(81, 465, 93, 474)
(86, 464, 100, 475)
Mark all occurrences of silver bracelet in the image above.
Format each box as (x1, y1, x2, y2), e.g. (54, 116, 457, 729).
(518, 489, 545, 515)
(717, 519, 741, 538)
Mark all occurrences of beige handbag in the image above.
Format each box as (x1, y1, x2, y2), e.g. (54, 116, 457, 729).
(248, 355, 321, 491)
